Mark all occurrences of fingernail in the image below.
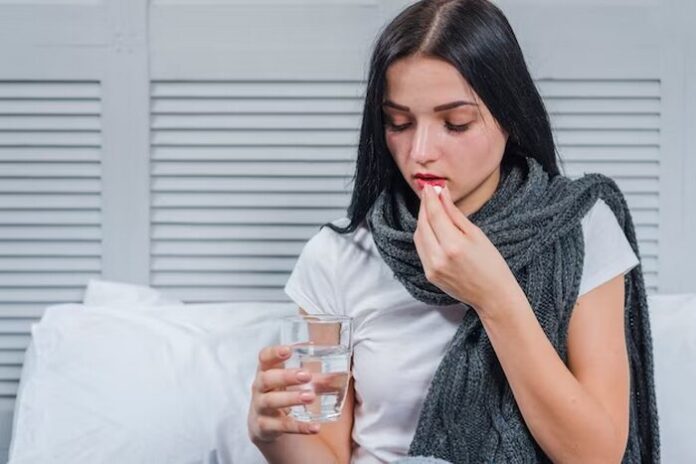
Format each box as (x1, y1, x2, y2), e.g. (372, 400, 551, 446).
(278, 346, 290, 356)
(297, 371, 311, 382)
(300, 392, 315, 402)
(309, 424, 320, 432)
(433, 185, 443, 196)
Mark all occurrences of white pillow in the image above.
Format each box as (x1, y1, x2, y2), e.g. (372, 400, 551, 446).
(83, 279, 183, 307)
(648, 293, 696, 463)
(10, 279, 184, 455)
(8, 301, 298, 464)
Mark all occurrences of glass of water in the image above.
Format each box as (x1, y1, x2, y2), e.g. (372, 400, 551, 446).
(280, 314, 352, 423)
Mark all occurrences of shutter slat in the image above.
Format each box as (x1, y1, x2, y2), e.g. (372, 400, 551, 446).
(0, 99, 100, 115)
(0, 226, 100, 240)
(152, 161, 354, 177)
(151, 98, 362, 114)
(0, 147, 100, 162)
(0, 242, 100, 256)
(152, 272, 289, 287)
(152, 240, 304, 256)
(625, 194, 660, 209)
(152, 114, 361, 130)
(0, 131, 101, 146)
(555, 130, 659, 146)
(0, 82, 100, 99)
(0, 304, 50, 318)
(152, 224, 320, 240)
(152, 145, 356, 161)
(0, 272, 99, 287)
(0, 319, 36, 334)
(0, 288, 83, 303)
(559, 145, 658, 161)
(152, 256, 296, 272)
(0, 115, 100, 131)
(0, 381, 19, 397)
(0, 194, 100, 209)
(550, 113, 660, 130)
(0, 210, 100, 225)
(152, 130, 358, 146)
(635, 225, 658, 241)
(0, 367, 22, 380)
(153, 177, 351, 192)
(0, 257, 100, 272)
(152, 208, 344, 225)
(0, 352, 24, 365)
(562, 161, 658, 177)
(153, 192, 350, 208)
(0, 179, 101, 193)
(537, 79, 659, 98)
(0, 162, 100, 177)
(151, 81, 365, 98)
(162, 286, 289, 302)
(0, 336, 31, 350)
(545, 98, 659, 114)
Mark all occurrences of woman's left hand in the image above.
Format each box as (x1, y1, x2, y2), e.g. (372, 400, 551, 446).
(413, 184, 523, 314)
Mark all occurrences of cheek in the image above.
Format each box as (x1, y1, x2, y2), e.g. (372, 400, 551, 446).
(453, 129, 502, 167)
(385, 133, 408, 167)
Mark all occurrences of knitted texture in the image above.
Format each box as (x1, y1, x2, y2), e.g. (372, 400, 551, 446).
(366, 157, 660, 463)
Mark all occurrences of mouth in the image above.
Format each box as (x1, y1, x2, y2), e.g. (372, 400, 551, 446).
(414, 176, 447, 191)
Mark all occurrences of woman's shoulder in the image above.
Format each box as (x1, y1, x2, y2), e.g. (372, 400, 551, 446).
(578, 198, 639, 296)
(580, 197, 612, 227)
(580, 198, 628, 236)
(301, 216, 372, 259)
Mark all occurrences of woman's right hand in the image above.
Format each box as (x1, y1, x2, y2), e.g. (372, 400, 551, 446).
(248, 344, 321, 444)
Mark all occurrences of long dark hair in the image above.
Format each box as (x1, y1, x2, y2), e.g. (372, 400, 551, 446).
(324, 0, 561, 234)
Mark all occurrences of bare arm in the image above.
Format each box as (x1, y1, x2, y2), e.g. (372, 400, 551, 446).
(249, 307, 355, 464)
(478, 274, 630, 463)
(254, 376, 355, 464)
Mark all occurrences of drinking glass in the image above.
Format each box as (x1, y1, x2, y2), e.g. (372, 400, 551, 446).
(280, 314, 352, 422)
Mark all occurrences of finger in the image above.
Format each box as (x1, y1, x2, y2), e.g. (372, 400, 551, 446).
(255, 368, 313, 393)
(416, 189, 441, 265)
(257, 415, 321, 437)
(258, 345, 292, 371)
(439, 185, 477, 235)
(423, 184, 461, 246)
(256, 389, 316, 413)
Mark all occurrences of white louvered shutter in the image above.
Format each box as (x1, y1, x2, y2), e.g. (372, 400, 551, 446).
(541, 79, 660, 293)
(149, 1, 380, 302)
(497, 0, 667, 295)
(0, 2, 148, 459)
(0, 12, 105, 459)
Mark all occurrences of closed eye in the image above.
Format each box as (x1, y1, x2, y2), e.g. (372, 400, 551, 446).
(385, 122, 470, 133)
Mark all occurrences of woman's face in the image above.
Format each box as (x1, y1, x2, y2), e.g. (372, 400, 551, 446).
(383, 54, 509, 216)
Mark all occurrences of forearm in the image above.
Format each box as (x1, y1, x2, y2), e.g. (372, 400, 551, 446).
(254, 433, 341, 464)
(478, 293, 623, 463)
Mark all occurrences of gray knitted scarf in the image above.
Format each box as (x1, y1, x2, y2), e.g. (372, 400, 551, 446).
(367, 157, 660, 463)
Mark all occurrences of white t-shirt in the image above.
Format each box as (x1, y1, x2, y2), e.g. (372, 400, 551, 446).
(283, 198, 639, 464)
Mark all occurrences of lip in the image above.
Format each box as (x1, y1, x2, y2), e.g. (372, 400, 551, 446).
(414, 177, 446, 190)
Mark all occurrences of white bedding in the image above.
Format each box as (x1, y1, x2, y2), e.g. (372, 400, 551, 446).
(1, 281, 694, 463)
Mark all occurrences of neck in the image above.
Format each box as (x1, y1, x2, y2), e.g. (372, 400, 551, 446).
(454, 165, 502, 217)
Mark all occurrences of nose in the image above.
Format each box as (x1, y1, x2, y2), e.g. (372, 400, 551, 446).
(409, 121, 440, 165)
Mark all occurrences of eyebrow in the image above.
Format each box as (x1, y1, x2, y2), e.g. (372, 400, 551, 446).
(381, 99, 478, 112)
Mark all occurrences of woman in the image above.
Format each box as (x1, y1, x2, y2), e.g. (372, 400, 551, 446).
(247, 0, 660, 462)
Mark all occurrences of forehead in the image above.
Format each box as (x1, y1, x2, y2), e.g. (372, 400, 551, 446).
(384, 55, 476, 103)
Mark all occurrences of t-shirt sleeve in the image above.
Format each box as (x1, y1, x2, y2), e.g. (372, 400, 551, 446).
(578, 198, 640, 296)
(283, 226, 342, 316)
